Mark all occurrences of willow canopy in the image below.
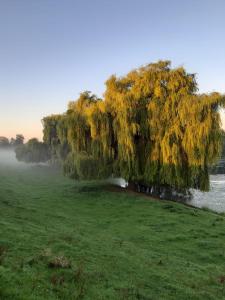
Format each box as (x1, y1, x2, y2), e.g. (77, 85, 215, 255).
(43, 61, 225, 199)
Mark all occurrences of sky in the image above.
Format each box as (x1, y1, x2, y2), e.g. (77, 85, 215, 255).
(0, 0, 225, 141)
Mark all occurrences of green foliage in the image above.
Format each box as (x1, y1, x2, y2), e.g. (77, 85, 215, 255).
(15, 138, 50, 163)
(43, 61, 225, 193)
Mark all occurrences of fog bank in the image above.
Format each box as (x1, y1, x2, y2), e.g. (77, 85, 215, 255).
(0, 149, 45, 169)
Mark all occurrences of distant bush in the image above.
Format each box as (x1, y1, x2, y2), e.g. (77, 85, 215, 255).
(0, 137, 10, 149)
(0, 134, 25, 149)
(15, 138, 50, 163)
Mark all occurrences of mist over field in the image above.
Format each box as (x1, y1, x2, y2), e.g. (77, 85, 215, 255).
(0, 149, 23, 167)
(0, 149, 49, 169)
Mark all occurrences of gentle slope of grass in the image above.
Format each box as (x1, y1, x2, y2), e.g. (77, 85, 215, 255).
(1, 156, 225, 299)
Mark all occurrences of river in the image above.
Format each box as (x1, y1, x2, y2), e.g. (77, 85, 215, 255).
(190, 174, 225, 213)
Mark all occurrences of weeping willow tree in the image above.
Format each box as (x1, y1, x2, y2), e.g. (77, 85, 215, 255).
(43, 61, 225, 199)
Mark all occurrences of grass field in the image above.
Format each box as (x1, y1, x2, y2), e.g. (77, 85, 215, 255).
(1, 151, 225, 299)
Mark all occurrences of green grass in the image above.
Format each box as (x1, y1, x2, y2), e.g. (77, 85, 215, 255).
(1, 156, 225, 299)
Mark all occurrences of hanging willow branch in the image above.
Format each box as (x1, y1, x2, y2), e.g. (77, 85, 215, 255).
(43, 61, 225, 196)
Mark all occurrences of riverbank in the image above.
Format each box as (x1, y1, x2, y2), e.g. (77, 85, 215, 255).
(1, 159, 225, 299)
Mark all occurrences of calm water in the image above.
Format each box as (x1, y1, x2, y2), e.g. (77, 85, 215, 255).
(112, 175, 225, 213)
(190, 175, 225, 213)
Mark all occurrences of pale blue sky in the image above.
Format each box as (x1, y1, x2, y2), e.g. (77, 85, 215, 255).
(0, 0, 225, 140)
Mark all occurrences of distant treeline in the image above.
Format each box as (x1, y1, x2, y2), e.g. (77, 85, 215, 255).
(39, 60, 225, 200)
(0, 135, 50, 164)
(15, 138, 50, 163)
(0, 134, 24, 148)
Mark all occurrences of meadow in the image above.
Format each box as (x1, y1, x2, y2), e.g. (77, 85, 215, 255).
(1, 151, 225, 299)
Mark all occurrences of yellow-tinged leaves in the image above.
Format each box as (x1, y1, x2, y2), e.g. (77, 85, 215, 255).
(43, 61, 225, 191)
